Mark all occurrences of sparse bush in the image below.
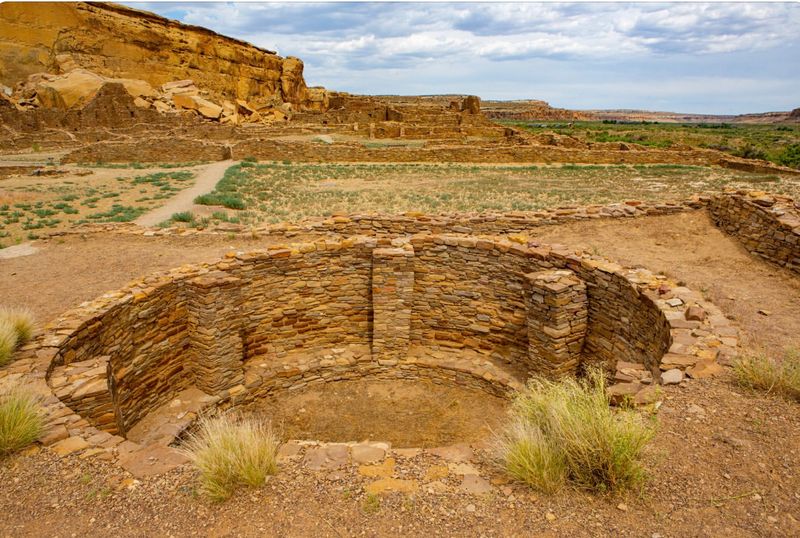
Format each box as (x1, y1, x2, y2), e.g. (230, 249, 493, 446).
(170, 211, 195, 223)
(194, 193, 246, 210)
(242, 156, 257, 163)
(496, 370, 655, 494)
(733, 349, 800, 401)
(776, 144, 800, 169)
(0, 388, 43, 456)
(181, 414, 280, 502)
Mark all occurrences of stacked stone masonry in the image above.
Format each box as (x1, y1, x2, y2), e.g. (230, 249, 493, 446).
(524, 270, 588, 377)
(707, 191, 800, 275)
(31, 234, 737, 446)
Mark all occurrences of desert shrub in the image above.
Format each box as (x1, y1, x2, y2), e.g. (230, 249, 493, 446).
(0, 388, 43, 456)
(242, 156, 258, 163)
(0, 307, 35, 345)
(496, 370, 655, 494)
(733, 349, 800, 401)
(170, 211, 195, 223)
(733, 144, 768, 161)
(194, 193, 246, 210)
(776, 144, 800, 169)
(181, 414, 280, 501)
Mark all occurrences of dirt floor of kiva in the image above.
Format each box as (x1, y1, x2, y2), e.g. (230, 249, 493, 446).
(1, 211, 800, 537)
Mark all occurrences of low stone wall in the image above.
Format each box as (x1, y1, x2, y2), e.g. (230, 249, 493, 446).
(708, 191, 800, 274)
(38, 234, 736, 441)
(60, 136, 800, 175)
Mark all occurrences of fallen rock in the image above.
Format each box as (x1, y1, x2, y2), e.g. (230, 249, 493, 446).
(608, 382, 641, 405)
(685, 305, 707, 321)
(661, 368, 684, 385)
(686, 359, 724, 379)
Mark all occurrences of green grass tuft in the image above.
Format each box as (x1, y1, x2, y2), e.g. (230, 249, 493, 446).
(496, 369, 655, 494)
(181, 414, 280, 502)
(0, 320, 18, 366)
(0, 388, 43, 456)
(733, 348, 800, 401)
(0, 307, 35, 345)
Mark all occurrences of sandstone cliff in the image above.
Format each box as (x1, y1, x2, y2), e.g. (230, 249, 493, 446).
(0, 2, 325, 110)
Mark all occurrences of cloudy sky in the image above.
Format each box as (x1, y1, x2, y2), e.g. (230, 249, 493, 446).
(126, 2, 800, 114)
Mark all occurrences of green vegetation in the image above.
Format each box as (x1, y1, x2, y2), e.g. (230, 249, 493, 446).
(0, 307, 35, 366)
(496, 370, 655, 494)
(501, 120, 800, 169)
(0, 388, 43, 457)
(181, 414, 280, 502)
(194, 193, 246, 210)
(733, 348, 800, 401)
(190, 161, 800, 226)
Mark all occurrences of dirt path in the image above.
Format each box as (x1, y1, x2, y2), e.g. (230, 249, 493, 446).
(134, 160, 234, 227)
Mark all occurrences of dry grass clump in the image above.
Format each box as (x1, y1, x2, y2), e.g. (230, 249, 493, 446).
(181, 414, 280, 502)
(0, 307, 35, 366)
(733, 348, 800, 401)
(496, 370, 655, 494)
(0, 388, 43, 457)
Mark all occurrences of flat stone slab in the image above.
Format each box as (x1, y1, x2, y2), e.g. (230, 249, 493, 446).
(460, 474, 493, 495)
(50, 436, 89, 456)
(351, 444, 385, 464)
(118, 445, 189, 479)
(0, 242, 38, 259)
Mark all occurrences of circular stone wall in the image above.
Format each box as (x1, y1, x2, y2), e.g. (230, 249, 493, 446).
(40, 234, 736, 445)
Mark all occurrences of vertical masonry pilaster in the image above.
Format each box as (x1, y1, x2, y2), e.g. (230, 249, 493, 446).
(525, 269, 588, 377)
(371, 246, 415, 365)
(186, 272, 245, 393)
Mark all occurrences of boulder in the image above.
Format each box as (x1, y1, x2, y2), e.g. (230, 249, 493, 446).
(30, 68, 156, 109)
(172, 94, 223, 119)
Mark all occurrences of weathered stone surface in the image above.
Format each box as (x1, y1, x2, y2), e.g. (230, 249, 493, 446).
(118, 445, 189, 478)
(661, 368, 684, 385)
(460, 474, 493, 495)
(365, 477, 419, 495)
(50, 436, 89, 456)
(0, 2, 325, 109)
(351, 444, 386, 465)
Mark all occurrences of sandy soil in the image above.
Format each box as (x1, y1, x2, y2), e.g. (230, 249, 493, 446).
(261, 378, 508, 447)
(1, 212, 799, 536)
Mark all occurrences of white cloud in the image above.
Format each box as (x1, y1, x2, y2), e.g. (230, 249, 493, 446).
(125, 2, 800, 113)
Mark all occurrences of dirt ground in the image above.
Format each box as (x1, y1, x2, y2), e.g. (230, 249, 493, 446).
(1, 211, 800, 536)
(260, 378, 508, 447)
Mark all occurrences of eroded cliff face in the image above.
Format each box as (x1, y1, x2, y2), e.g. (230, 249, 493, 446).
(0, 2, 323, 109)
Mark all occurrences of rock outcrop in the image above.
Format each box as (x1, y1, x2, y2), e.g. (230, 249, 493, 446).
(0, 2, 325, 110)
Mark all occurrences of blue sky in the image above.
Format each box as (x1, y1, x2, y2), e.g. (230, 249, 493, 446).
(126, 2, 800, 114)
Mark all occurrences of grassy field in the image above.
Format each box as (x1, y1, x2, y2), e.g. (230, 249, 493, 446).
(0, 167, 196, 247)
(188, 161, 800, 226)
(501, 120, 800, 169)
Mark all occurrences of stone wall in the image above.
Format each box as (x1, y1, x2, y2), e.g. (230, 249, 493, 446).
(708, 191, 800, 274)
(58, 136, 799, 176)
(42, 235, 702, 438)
